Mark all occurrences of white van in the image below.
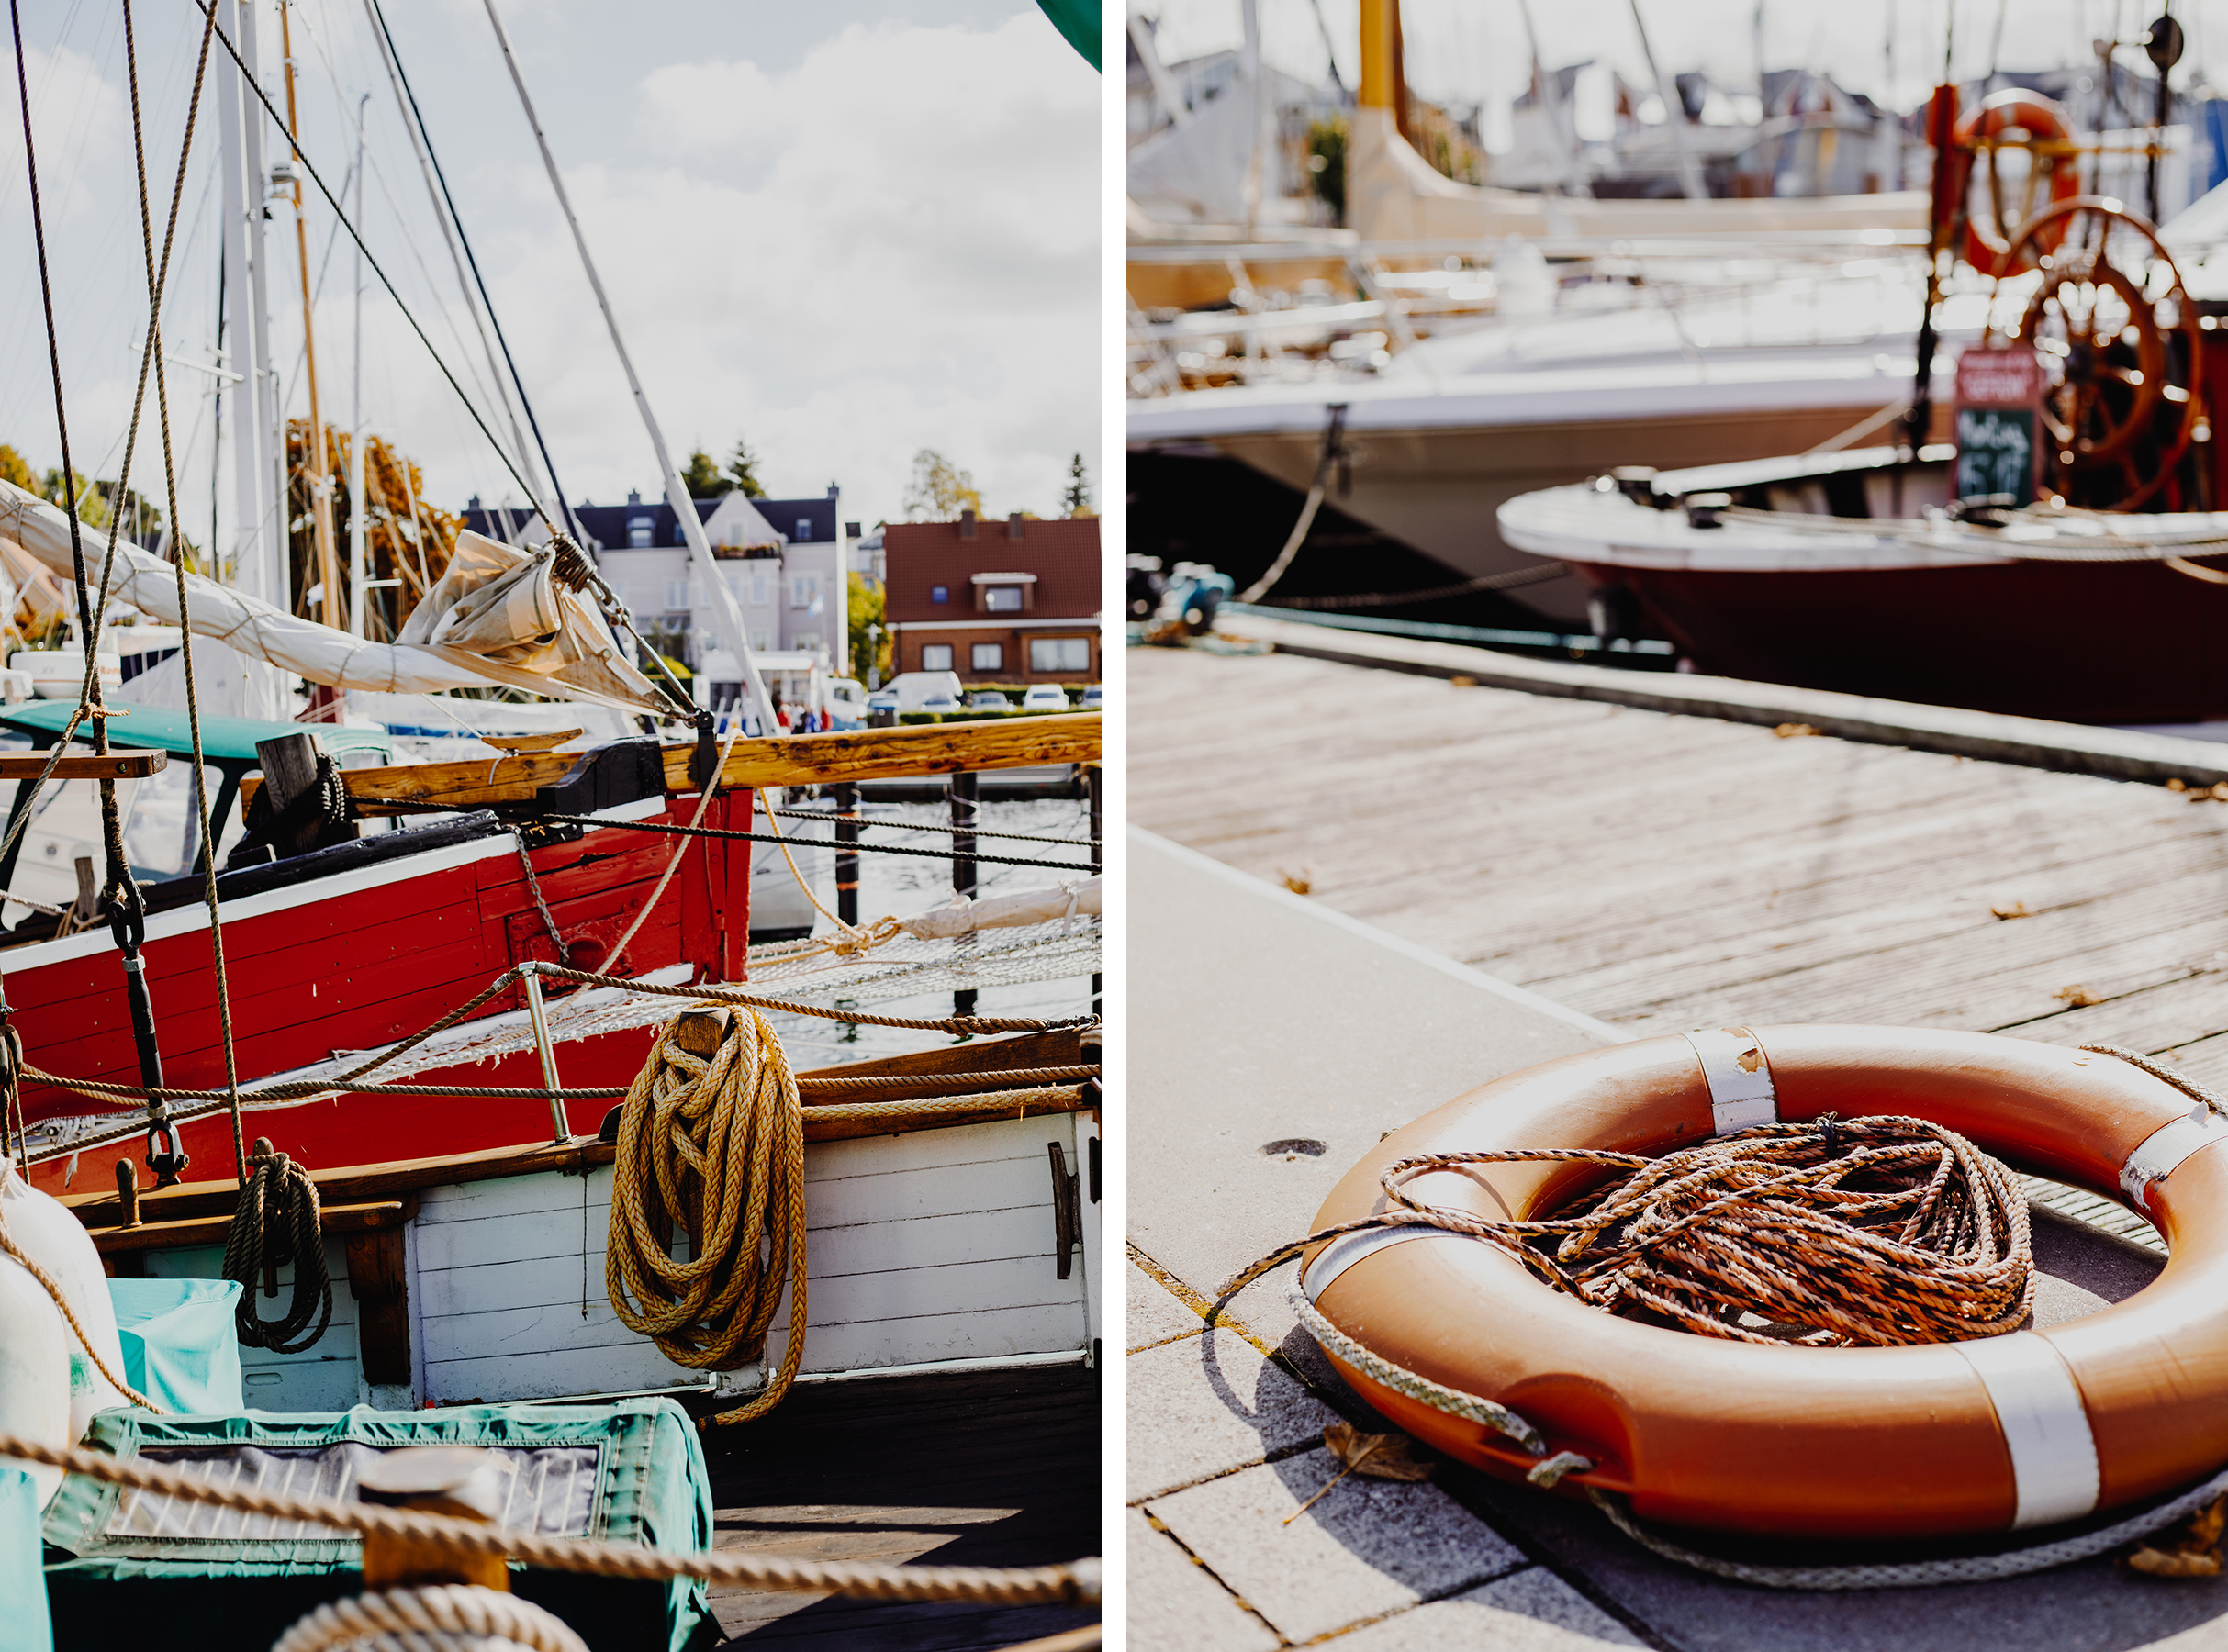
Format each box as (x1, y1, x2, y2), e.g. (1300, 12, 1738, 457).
(881, 671, 966, 712)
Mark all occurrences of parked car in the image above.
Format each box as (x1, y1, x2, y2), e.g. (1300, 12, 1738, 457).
(1080, 683, 1103, 709)
(866, 687, 900, 713)
(918, 690, 962, 714)
(968, 690, 1013, 711)
(827, 677, 869, 729)
(1021, 684, 1070, 711)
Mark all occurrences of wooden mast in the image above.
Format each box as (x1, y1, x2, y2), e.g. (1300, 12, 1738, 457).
(278, 0, 343, 633)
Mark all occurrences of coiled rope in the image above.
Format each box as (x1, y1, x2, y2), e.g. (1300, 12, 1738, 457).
(605, 1010, 808, 1423)
(0, 1430, 1099, 1605)
(274, 1584, 586, 1652)
(223, 1139, 332, 1354)
(1230, 1115, 2034, 1347)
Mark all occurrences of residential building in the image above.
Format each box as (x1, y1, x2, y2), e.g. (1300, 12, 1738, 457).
(461, 484, 853, 675)
(882, 512, 1099, 685)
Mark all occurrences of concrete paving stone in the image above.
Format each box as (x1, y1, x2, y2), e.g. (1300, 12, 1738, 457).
(1148, 1449, 1528, 1644)
(1326, 1568, 1646, 1651)
(1126, 1508, 1281, 1652)
(1129, 1258, 1204, 1352)
(1443, 1462, 2228, 1652)
(1128, 1328, 1340, 1502)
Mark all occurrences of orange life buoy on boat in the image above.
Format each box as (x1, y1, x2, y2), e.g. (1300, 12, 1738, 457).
(1299, 1026, 2228, 1542)
(1947, 90, 2083, 275)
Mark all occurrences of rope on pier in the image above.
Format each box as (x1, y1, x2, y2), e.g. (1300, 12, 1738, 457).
(0, 1429, 1101, 1605)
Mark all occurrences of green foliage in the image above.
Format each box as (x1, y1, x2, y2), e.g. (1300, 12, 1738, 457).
(846, 570, 889, 681)
(682, 448, 726, 498)
(726, 441, 766, 498)
(1306, 116, 1348, 221)
(1061, 452, 1094, 519)
(901, 449, 984, 520)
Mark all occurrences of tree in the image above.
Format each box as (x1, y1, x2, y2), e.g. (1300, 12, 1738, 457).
(846, 570, 890, 683)
(725, 440, 766, 498)
(681, 448, 727, 498)
(1061, 452, 1094, 518)
(285, 421, 463, 635)
(901, 449, 983, 521)
(0, 446, 33, 493)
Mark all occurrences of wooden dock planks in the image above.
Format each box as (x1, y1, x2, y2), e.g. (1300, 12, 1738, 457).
(1132, 642, 2228, 1093)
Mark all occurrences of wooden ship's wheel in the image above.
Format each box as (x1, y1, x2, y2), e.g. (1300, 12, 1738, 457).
(1987, 196, 2205, 511)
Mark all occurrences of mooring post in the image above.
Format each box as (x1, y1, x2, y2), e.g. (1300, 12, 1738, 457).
(951, 769, 978, 1021)
(833, 781, 860, 929)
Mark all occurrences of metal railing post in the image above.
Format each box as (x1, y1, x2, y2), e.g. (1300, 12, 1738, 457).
(520, 963, 570, 1144)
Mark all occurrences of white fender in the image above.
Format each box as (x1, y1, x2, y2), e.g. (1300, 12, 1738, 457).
(0, 1251, 71, 1507)
(1, 1166, 129, 1433)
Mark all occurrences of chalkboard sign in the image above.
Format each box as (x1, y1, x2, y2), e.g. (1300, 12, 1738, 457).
(1953, 346, 2044, 507)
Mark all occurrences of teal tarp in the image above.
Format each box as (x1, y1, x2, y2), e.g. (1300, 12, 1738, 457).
(106, 1278, 243, 1416)
(0, 701, 393, 766)
(41, 1401, 716, 1652)
(1036, 0, 1100, 69)
(0, 1468, 52, 1652)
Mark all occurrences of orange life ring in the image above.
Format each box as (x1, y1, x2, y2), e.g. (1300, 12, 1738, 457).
(1946, 90, 2083, 275)
(1300, 1026, 2228, 1542)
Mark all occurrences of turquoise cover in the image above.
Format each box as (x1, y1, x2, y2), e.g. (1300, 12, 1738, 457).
(41, 1400, 716, 1652)
(106, 1278, 243, 1416)
(0, 1468, 52, 1652)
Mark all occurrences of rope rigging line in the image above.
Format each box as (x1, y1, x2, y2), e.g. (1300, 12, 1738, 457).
(0, 1431, 1102, 1605)
(120, 0, 244, 1189)
(533, 813, 1095, 873)
(767, 808, 1099, 849)
(1237, 402, 1347, 606)
(187, 0, 556, 540)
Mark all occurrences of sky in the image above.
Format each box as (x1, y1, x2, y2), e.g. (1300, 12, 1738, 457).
(1140, 0, 2228, 128)
(0, 0, 1100, 549)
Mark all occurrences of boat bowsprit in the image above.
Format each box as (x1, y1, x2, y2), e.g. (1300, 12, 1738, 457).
(1258, 1026, 2228, 1549)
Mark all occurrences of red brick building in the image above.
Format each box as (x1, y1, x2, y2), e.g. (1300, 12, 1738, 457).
(883, 512, 1101, 684)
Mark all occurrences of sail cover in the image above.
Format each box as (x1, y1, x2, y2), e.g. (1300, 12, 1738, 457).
(0, 484, 667, 715)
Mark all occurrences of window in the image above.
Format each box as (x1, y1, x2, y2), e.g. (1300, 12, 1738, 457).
(751, 631, 772, 653)
(1029, 636, 1091, 675)
(930, 585, 949, 605)
(748, 575, 768, 608)
(791, 575, 819, 610)
(921, 643, 954, 672)
(664, 580, 690, 612)
(983, 584, 1024, 613)
(794, 517, 812, 541)
(971, 642, 1003, 672)
(794, 631, 822, 656)
(675, 522, 689, 546)
(629, 516, 654, 548)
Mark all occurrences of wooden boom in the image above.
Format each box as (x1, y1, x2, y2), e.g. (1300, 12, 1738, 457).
(289, 714, 1099, 815)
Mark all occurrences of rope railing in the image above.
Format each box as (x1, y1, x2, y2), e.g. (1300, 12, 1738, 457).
(0, 1431, 1100, 1606)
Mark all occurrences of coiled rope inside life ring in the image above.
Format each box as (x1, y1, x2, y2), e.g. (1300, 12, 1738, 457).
(605, 1007, 807, 1423)
(1236, 1114, 2036, 1347)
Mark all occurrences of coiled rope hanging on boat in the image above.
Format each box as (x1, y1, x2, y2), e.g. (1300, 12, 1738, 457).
(1233, 1116, 2034, 1347)
(605, 1009, 808, 1424)
(223, 1138, 333, 1355)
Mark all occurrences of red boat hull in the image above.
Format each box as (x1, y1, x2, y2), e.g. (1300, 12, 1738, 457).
(1573, 558, 2228, 723)
(11, 790, 753, 1194)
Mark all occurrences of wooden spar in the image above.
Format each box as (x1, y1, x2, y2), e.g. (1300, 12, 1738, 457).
(0, 751, 165, 780)
(266, 713, 1103, 814)
(277, 1, 342, 631)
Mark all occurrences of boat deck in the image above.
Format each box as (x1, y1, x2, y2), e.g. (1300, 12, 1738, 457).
(1133, 640, 2228, 1091)
(698, 1364, 1099, 1648)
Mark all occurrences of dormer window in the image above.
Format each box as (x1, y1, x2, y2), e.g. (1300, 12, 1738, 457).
(628, 516, 653, 548)
(930, 585, 949, 604)
(971, 572, 1036, 614)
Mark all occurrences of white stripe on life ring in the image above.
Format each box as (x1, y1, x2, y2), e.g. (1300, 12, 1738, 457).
(1301, 1226, 1479, 1302)
(1683, 1028, 1776, 1134)
(2120, 1105, 2228, 1211)
(1954, 1331, 2099, 1529)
